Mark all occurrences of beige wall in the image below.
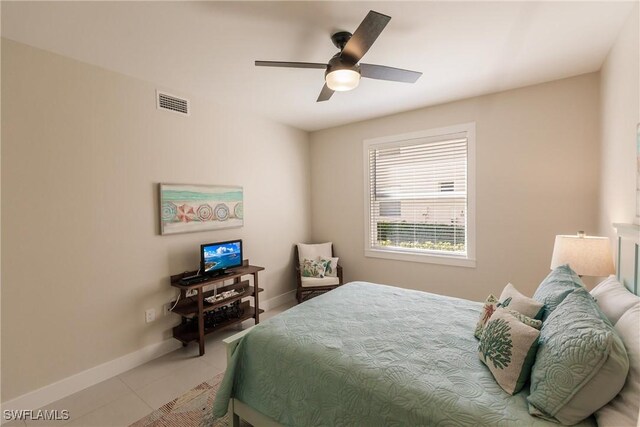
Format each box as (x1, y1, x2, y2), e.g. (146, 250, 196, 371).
(310, 73, 601, 301)
(599, 6, 639, 241)
(1, 39, 311, 401)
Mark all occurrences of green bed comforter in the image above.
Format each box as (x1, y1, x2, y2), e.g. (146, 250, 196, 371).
(213, 282, 596, 426)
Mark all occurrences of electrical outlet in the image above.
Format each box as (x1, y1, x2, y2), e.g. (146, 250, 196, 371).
(186, 290, 197, 297)
(163, 302, 171, 317)
(145, 308, 156, 323)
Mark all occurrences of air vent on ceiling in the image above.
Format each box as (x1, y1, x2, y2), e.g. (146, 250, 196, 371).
(156, 91, 189, 115)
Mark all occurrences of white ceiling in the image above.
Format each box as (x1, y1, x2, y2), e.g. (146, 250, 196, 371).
(2, 1, 635, 131)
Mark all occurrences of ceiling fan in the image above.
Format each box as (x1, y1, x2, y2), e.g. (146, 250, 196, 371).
(255, 10, 422, 102)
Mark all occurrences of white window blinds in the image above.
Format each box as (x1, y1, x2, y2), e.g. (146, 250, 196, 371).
(367, 132, 468, 257)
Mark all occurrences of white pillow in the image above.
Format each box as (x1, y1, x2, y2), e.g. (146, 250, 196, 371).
(319, 257, 339, 278)
(590, 275, 640, 324)
(595, 303, 640, 427)
(499, 283, 544, 319)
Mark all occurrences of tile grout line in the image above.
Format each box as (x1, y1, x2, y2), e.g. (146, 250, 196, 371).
(120, 378, 154, 417)
(53, 377, 134, 427)
(61, 379, 154, 427)
(127, 371, 170, 412)
(125, 360, 203, 411)
(133, 355, 226, 411)
(116, 351, 198, 394)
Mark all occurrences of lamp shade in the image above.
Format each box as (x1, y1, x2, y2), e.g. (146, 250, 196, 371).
(550, 234, 615, 276)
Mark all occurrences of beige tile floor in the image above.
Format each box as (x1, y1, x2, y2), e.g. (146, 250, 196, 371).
(10, 300, 296, 427)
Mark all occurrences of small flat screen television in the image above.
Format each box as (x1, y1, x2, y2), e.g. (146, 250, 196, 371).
(200, 239, 243, 276)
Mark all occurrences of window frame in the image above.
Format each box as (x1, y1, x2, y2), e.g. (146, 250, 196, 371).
(363, 122, 476, 268)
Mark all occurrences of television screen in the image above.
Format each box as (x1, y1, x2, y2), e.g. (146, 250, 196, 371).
(200, 240, 243, 275)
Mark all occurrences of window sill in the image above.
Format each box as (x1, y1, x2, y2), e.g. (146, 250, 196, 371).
(365, 248, 476, 268)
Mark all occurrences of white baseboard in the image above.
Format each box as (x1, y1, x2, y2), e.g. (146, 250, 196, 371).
(260, 289, 296, 312)
(0, 338, 181, 415)
(0, 289, 295, 416)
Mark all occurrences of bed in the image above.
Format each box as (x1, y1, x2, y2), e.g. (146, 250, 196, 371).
(213, 225, 639, 426)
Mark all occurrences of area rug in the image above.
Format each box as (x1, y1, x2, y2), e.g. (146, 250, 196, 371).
(130, 372, 236, 427)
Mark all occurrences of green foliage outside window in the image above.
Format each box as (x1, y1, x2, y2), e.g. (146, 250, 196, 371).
(376, 222, 465, 252)
(378, 240, 465, 252)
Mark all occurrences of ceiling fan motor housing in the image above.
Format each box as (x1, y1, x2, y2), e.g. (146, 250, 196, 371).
(325, 53, 360, 77)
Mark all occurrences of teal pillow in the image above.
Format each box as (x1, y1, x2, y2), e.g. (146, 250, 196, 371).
(533, 264, 583, 321)
(527, 288, 629, 425)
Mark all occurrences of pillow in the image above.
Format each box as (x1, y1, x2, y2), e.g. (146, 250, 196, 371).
(475, 295, 499, 339)
(590, 275, 640, 324)
(300, 258, 326, 278)
(504, 308, 542, 331)
(475, 295, 542, 339)
(478, 308, 540, 395)
(527, 288, 629, 425)
(319, 257, 339, 278)
(595, 303, 640, 427)
(533, 264, 584, 321)
(499, 283, 544, 320)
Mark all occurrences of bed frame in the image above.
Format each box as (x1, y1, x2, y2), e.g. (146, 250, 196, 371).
(223, 328, 281, 427)
(613, 223, 640, 295)
(223, 223, 640, 427)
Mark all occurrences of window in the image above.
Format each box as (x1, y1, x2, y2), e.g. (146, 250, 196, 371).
(363, 123, 476, 267)
(439, 181, 454, 192)
(379, 200, 401, 217)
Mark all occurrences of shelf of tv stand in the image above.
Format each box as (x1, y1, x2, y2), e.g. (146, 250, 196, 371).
(173, 301, 265, 344)
(170, 280, 264, 317)
(170, 265, 265, 291)
(169, 262, 265, 356)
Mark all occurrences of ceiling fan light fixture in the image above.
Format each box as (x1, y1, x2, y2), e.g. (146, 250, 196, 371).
(255, 11, 421, 102)
(325, 69, 361, 92)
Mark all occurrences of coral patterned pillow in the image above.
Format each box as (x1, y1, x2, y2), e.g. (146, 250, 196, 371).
(479, 308, 541, 395)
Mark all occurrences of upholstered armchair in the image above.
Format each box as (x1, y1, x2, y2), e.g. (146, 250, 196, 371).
(295, 242, 343, 303)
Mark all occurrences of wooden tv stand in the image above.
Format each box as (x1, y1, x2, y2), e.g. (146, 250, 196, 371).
(169, 262, 264, 356)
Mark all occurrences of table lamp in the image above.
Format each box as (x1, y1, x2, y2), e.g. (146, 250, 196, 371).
(550, 231, 615, 277)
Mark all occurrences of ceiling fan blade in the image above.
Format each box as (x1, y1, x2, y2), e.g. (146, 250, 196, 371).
(255, 61, 327, 69)
(360, 63, 422, 83)
(340, 10, 391, 64)
(316, 84, 334, 102)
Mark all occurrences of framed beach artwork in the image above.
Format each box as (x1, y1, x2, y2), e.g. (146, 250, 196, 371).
(159, 183, 243, 235)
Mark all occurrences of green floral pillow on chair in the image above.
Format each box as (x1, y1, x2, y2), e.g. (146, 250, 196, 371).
(479, 308, 541, 395)
(319, 257, 339, 277)
(301, 258, 326, 278)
